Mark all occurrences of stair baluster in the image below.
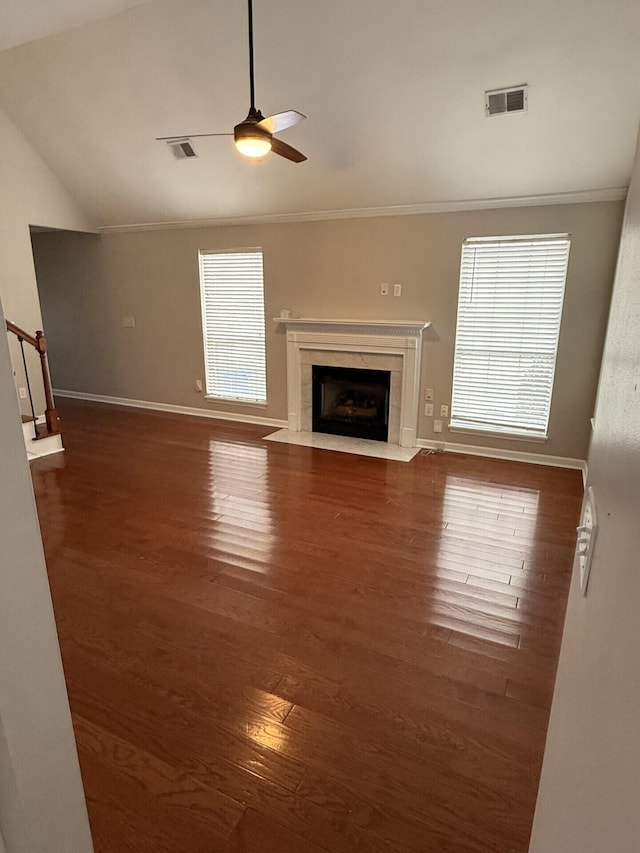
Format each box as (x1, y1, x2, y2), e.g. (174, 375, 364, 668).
(17, 334, 38, 439)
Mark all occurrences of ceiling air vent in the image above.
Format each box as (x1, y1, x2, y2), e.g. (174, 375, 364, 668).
(485, 85, 528, 117)
(166, 138, 197, 159)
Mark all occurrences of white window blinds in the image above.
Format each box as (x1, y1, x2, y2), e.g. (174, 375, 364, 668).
(199, 250, 267, 403)
(450, 235, 570, 439)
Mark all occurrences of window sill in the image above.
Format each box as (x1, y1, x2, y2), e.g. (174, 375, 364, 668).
(448, 423, 548, 444)
(204, 395, 267, 408)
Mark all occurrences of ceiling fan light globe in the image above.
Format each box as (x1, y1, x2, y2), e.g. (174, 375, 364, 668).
(235, 136, 272, 158)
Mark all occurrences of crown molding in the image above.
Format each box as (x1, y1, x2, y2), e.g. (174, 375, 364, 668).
(97, 187, 627, 234)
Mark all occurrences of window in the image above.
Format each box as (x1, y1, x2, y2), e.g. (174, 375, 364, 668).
(199, 249, 267, 403)
(450, 234, 570, 440)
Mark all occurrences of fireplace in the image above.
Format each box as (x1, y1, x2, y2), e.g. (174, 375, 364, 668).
(275, 318, 430, 447)
(312, 365, 391, 441)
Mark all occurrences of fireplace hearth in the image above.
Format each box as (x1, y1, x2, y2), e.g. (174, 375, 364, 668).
(312, 365, 391, 441)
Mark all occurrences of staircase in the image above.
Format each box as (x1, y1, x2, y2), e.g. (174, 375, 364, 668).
(7, 321, 64, 460)
(21, 414, 64, 460)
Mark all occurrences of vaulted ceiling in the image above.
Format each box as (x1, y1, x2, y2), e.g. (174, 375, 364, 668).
(1, 0, 639, 229)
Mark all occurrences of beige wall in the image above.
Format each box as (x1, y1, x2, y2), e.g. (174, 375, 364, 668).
(0, 106, 94, 852)
(34, 200, 622, 459)
(0, 106, 93, 414)
(530, 136, 640, 850)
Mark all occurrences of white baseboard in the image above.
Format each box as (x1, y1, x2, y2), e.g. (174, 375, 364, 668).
(416, 438, 586, 472)
(52, 389, 588, 475)
(53, 389, 288, 429)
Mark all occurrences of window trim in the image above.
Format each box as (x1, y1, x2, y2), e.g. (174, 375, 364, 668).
(449, 233, 571, 442)
(198, 248, 267, 405)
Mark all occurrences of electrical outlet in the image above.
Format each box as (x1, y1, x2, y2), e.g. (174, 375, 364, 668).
(425, 388, 434, 401)
(424, 403, 433, 417)
(440, 404, 448, 417)
(122, 316, 136, 328)
(195, 379, 203, 392)
(380, 282, 389, 296)
(393, 284, 402, 297)
(18, 386, 27, 399)
(433, 419, 443, 433)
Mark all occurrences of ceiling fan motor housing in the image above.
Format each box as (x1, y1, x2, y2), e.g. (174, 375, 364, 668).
(234, 108, 270, 141)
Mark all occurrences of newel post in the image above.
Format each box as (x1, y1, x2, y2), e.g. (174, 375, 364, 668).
(35, 331, 59, 435)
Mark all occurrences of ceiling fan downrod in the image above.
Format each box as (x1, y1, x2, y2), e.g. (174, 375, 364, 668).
(247, 0, 256, 112)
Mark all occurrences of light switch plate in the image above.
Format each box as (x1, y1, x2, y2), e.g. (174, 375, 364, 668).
(576, 486, 598, 595)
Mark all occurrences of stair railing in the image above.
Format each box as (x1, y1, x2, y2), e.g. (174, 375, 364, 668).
(5, 320, 60, 436)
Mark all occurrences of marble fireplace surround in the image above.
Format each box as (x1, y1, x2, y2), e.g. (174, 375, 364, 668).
(275, 319, 430, 448)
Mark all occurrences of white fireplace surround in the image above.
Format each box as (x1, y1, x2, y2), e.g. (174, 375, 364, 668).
(275, 318, 430, 448)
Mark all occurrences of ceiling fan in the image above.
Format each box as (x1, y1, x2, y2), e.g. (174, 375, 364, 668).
(157, 0, 306, 163)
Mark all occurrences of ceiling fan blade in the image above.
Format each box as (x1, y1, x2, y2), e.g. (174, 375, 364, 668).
(271, 136, 307, 163)
(155, 133, 233, 140)
(257, 110, 306, 134)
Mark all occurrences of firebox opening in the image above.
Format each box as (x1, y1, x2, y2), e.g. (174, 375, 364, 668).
(312, 365, 391, 442)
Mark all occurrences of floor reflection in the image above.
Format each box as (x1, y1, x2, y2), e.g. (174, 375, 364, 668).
(206, 438, 274, 573)
(439, 473, 540, 559)
(247, 718, 289, 754)
(431, 473, 542, 644)
(30, 454, 67, 559)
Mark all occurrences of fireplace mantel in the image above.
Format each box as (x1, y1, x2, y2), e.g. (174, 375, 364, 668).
(276, 317, 430, 448)
(273, 318, 430, 337)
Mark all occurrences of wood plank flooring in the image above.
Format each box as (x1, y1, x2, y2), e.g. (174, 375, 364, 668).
(31, 399, 583, 852)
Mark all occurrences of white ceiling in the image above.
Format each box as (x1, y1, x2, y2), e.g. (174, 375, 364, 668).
(0, 0, 151, 52)
(1, 0, 639, 229)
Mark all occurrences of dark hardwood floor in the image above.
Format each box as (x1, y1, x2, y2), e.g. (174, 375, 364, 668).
(31, 399, 583, 852)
